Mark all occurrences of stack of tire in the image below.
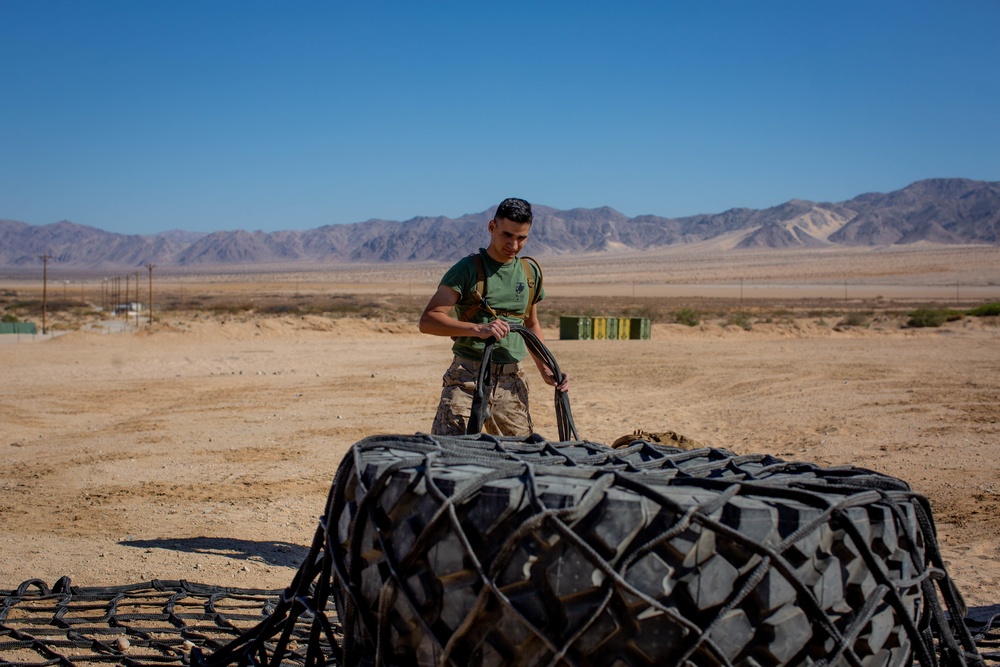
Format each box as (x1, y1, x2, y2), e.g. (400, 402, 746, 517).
(327, 433, 974, 667)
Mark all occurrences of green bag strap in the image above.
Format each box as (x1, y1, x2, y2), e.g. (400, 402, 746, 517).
(520, 256, 543, 311)
(456, 253, 488, 322)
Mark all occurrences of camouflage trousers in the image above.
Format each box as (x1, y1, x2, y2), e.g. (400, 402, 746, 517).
(431, 356, 533, 437)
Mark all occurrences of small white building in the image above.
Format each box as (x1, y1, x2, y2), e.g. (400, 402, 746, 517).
(113, 302, 143, 315)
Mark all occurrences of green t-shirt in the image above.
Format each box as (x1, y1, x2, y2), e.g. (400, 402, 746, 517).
(441, 249, 545, 364)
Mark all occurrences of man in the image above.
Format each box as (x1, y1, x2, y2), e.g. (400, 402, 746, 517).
(419, 197, 569, 436)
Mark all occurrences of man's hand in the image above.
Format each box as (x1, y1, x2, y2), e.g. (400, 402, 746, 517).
(476, 318, 511, 340)
(420, 285, 507, 340)
(539, 366, 570, 392)
(523, 302, 568, 392)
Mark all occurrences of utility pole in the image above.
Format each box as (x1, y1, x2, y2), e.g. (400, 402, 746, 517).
(135, 271, 140, 328)
(39, 253, 51, 334)
(147, 263, 155, 326)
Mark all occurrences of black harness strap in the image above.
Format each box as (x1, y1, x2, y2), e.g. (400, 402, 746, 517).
(467, 351, 494, 436)
(466, 324, 578, 442)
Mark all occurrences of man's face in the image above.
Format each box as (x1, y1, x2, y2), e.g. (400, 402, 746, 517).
(486, 217, 531, 263)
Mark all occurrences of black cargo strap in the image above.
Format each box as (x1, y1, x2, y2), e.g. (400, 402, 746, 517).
(467, 324, 578, 442)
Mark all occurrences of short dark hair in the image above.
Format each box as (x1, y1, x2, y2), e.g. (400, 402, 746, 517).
(495, 197, 533, 224)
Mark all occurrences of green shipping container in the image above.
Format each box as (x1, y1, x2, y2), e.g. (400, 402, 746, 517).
(559, 316, 592, 340)
(0, 322, 37, 335)
(617, 318, 631, 339)
(628, 317, 651, 340)
(605, 316, 619, 340)
(592, 317, 607, 340)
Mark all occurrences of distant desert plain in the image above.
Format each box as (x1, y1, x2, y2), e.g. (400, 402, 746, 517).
(2, 243, 1000, 615)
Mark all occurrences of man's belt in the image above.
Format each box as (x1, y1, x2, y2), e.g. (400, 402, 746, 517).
(454, 356, 520, 376)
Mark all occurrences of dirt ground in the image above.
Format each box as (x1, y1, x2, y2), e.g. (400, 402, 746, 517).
(2, 245, 1000, 615)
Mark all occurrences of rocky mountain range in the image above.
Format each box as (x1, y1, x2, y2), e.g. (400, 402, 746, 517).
(1, 178, 997, 269)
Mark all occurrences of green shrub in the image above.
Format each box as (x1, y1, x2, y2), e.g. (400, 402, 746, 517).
(906, 308, 963, 328)
(621, 303, 663, 324)
(838, 312, 870, 327)
(724, 312, 753, 331)
(210, 303, 254, 315)
(674, 307, 701, 327)
(766, 308, 795, 324)
(1, 313, 18, 323)
(261, 304, 300, 315)
(968, 303, 1000, 317)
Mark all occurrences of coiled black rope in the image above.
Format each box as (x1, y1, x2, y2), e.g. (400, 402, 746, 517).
(467, 323, 579, 442)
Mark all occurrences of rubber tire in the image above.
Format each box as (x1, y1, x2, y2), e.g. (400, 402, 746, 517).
(329, 434, 934, 667)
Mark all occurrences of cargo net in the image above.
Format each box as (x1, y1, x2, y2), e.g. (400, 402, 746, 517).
(2, 435, 995, 667)
(0, 578, 335, 666)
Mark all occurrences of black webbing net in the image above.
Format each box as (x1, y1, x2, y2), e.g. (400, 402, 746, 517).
(323, 435, 987, 667)
(0, 577, 337, 666)
(968, 612, 1000, 665)
(2, 577, 997, 666)
(3, 437, 997, 667)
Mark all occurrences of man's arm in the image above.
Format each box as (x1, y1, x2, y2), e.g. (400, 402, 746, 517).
(418, 284, 511, 340)
(523, 302, 570, 392)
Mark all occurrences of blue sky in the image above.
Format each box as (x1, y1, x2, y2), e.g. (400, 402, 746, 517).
(2, 1, 998, 235)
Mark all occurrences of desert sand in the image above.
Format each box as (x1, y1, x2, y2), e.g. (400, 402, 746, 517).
(2, 245, 999, 615)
